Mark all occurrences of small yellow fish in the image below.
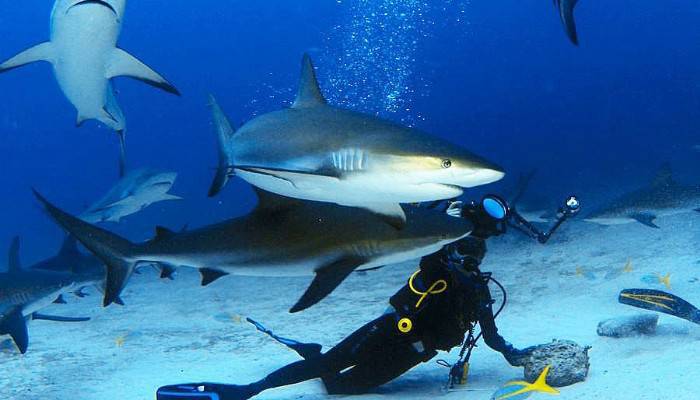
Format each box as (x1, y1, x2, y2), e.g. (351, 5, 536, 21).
(657, 273, 671, 290)
(623, 259, 633, 273)
(575, 266, 584, 277)
(115, 335, 127, 348)
(491, 365, 560, 400)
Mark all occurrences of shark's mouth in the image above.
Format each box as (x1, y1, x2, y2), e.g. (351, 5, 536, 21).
(68, 0, 117, 16)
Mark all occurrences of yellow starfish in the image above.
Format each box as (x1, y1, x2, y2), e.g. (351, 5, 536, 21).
(623, 259, 633, 273)
(495, 365, 560, 400)
(657, 273, 672, 290)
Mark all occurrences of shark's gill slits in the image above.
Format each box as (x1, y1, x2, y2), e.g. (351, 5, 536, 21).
(68, 0, 117, 16)
(331, 149, 367, 172)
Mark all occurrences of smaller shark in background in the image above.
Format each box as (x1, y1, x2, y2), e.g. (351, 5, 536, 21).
(79, 168, 181, 224)
(0, 0, 180, 176)
(0, 237, 102, 354)
(584, 165, 700, 228)
(555, 0, 580, 45)
(31, 236, 101, 276)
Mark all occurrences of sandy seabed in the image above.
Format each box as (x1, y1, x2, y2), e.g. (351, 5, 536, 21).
(1, 215, 699, 400)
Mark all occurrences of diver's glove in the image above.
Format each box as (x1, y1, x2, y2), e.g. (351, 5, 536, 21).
(504, 345, 537, 367)
(446, 201, 464, 218)
(157, 382, 258, 400)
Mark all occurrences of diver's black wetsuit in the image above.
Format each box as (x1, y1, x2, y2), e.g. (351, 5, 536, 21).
(165, 233, 529, 400)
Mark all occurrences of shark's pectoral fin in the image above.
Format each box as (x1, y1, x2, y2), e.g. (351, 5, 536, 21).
(290, 256, 367, 313)
(106, 48, 180, 96)
(694, 208, 700, 213)
(31, 313, 90, 323)
(159, 265, 177, 280)
(630, 212, 660, 229)
(0, 42, 54, 73)
(200, 268, 229, 286)
(53, 295, 67, 304)
(158, 193, 183, 202)
(154, 226, 177, 241)
(114, 296, 126, 306)
(0, 308, 29, 354)
(359, 203, 407, 229)
(556, 0, 579, 45)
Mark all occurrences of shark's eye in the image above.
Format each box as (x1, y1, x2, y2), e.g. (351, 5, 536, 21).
(441, 159, 452, 169)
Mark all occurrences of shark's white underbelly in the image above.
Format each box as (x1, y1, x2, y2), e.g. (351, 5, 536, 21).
(235, 168, 463, 205)
(146, 235, 465, 278)
(50, 5, 120, 117)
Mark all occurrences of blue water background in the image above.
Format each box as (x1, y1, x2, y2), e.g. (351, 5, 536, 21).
(0, 0, 698, 264)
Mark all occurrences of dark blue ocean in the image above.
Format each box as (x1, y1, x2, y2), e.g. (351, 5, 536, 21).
(1, 1, 698, 262)
(1, 2, 700, 399)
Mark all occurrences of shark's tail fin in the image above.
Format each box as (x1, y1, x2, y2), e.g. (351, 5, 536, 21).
(207, 95, 237, 197)
(33, 190, 138, 307)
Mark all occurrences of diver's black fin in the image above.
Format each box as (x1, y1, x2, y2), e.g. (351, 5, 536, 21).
(32, 313, 90, 323)
(8, 236, 21, 273)
(246, 317, 323, 359)
(0, 308, 29, 354)
(200, 268, 229, 286)
(53, 295, 67, 304)
(290, 256, 366, 313)
(619, 289, 700, 325)
(630, 212, 659, 229)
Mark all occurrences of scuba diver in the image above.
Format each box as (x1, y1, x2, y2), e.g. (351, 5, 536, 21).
(157, 194, 581, 400)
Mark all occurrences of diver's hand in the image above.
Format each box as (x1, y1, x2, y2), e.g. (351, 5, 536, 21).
(505, 346, 537, 367)
(157, 382, 257, 400)
(446, 201, 464, 218)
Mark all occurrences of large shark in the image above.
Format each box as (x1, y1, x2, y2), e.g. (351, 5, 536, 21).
(0, 0, 180, 176)
(555, 0, 580, 45)
(34, 188, 473, 312)
(0, 237, 103, 354)
(584, 165, 700, 228)
(208, 55, 504, 228)
(79, 168, 182, 224)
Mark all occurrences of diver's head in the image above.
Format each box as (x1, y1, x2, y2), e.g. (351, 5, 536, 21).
(457, 195, 510, 238)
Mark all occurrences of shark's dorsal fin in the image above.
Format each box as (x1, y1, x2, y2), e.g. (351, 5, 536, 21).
(651, 163, 675, 187)
(154, 226, 176, 241)
(253, 187, 303, 214)
(8, 236, 21, 273)
(292, 54, 327, 109)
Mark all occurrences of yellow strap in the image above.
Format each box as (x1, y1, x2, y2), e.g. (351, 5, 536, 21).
(408, 270, 447, 308)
